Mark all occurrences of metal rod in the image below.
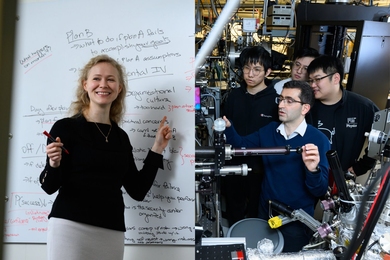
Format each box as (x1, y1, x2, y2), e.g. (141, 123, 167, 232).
(195, 145, 302, 158)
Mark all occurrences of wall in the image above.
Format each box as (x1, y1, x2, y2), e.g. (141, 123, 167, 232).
(0, 0, 18, 259)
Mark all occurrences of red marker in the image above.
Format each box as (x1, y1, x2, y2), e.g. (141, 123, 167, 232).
(43, 131, 70, 154)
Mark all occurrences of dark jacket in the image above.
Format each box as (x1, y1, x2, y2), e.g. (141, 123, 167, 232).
(222, 83, 279, 172)
(307, 88, 379, 176)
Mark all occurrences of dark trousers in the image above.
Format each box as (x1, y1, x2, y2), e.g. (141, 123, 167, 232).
(221, 172, 262, 227)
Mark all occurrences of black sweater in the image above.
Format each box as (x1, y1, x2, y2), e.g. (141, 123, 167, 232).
(222, 84, 279, 172)
(40, 115, 163, 231)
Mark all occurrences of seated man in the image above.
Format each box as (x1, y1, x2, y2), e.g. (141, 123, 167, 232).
(222, 80, 330, 252)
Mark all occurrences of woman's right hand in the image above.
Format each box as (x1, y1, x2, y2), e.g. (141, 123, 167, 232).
(151, 116, 172, 154)
(46, 137, 63, 168)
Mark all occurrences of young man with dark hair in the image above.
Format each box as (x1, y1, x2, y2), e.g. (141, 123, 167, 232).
(274, 47, 320, 94)
(221, 45, 279, 227)
(307, 55, 379, 178)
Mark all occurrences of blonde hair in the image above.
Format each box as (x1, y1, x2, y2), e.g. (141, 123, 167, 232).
(69, 54, 127, 123)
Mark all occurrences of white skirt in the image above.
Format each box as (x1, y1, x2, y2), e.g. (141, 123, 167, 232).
(47, 217, 124, 260)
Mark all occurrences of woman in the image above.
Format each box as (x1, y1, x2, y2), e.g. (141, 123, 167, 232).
(40, 54, 171, 260)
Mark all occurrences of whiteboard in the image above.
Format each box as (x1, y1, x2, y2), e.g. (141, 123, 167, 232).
(5, 0, 195, 245)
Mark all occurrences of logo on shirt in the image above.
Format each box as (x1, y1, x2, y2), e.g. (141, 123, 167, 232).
(260, 114, 272, 118)
(317, 120, 335, 144)
(346, 117, 358, 128)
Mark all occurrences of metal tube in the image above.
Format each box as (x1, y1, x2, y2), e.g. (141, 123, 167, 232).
(195, 180, 202, 223)
(195, 147, 217, 158)
(195, 164, 250, 176)
(196, 145, 302, 158)
(195, 0, 240, 73)
(253, 250, 336, 259)
(231, 146, 302, 156)
(326, 150, 353, 213)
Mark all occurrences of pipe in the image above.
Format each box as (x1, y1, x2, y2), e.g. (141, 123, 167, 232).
(195, 164, 250, 176)
(252, 250, 336, 259)
(195, 0, 240, 73)
(326, 150, 353, 213)
(231, 146, 302, 156)
(195, 145, 303, 159)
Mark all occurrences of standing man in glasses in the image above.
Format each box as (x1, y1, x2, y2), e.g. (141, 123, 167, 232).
(222, 81, 330, 252)
(221, 46, 279, 228)
(307, 55, 379, 179)
(274, 47, 320, 95)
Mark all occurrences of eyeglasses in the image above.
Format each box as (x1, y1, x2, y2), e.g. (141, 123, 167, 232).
(307, 72, 336, 85)
(242, 66, 264, 76)
(275, 96, 305, 105)
(293, 61, 308, 72)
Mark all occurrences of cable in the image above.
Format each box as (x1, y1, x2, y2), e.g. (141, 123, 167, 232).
(342, 163, 387, 259)
(351, 174, 388, 259)
(362, 169, 387, 228)
(355, 170, 390, 260)
(302, 240, 326, 249)
(367, 240, 379, 251)
(343, 162, 390, 260)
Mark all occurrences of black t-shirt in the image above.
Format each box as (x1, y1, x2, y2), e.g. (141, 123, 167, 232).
(314, 100, 341, 148)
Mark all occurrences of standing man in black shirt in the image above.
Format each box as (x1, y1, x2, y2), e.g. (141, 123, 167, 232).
(307, 55, 379, 179)
(221, 46, 279, 227)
